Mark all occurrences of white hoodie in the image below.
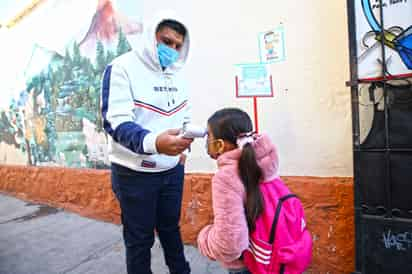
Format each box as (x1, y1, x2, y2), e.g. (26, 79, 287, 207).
(101, 11, 191, 172)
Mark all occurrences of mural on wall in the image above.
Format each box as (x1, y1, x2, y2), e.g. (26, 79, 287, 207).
(0, 0, 142, 168)
(355, 0, 412, 80)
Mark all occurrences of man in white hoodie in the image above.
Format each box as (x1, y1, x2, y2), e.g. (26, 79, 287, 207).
(101, 12, 192, 274)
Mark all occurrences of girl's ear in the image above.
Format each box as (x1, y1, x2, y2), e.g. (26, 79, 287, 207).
(214, 139, 225, 155)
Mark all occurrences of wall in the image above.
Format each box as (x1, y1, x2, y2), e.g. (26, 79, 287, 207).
(0, 166, 354, 274)
(0, 0, 352, 176)
(0, 0, 142, 168)
(159, 0, 353, 177)
(0, 1, 356, 273)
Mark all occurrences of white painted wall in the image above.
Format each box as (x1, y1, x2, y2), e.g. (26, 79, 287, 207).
(0, 0, 353, 177)
(142, 0, 353, 176)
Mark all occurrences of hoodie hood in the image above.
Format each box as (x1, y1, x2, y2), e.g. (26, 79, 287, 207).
(131, 10, 190, 73)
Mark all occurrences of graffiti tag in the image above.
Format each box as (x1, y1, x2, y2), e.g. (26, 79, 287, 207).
(382, 230, 412, 251)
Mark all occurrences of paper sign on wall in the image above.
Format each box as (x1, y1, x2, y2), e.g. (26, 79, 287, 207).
(258, 26, 286, 63)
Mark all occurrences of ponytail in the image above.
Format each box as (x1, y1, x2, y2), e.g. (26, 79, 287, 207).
(207, 108, 262, 230)
(238, 142, 264, 231)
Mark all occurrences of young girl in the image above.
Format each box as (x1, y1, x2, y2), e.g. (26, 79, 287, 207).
(197, 108, 279, 274)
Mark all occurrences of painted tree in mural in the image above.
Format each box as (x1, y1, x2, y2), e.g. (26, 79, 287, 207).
(0, 111, 20, 147)
(117, 29, 131, 57)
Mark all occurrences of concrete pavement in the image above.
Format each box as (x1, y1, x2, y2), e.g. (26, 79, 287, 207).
(0, 193, 226, 274)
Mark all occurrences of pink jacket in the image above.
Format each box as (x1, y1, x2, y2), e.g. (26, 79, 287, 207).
(197, 134, 279, 269)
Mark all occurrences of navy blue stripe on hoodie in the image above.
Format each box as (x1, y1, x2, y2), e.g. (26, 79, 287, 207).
(101, 65, 152, 155)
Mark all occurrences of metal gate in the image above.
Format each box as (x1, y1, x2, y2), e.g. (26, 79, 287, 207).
(346, 0, 412, 273)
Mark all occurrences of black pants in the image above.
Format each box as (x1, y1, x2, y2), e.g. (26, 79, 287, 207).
(111, 163, 190, 274)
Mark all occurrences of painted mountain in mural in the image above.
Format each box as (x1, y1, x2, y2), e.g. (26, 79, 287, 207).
(79, 0, 141, 55)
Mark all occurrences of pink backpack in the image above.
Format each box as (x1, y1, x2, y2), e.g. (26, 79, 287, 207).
(242, 178, 312, 274)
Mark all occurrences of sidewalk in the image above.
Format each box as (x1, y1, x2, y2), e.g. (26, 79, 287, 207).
(0, 193, 225, 274)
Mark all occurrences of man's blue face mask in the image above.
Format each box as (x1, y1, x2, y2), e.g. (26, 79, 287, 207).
(157, 43, 180, 68)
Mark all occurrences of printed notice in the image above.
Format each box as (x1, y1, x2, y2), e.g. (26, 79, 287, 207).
(235, 63, 273, 97)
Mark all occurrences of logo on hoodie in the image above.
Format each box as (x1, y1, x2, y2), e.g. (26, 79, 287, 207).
(154, 86, 178, 92)
(141, 160, 156, 168)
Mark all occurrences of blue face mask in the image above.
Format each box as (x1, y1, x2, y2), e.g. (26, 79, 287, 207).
(157, 43, 180, 68)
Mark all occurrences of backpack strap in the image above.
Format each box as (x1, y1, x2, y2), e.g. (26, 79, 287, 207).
(279, 263, 286, 274)
(268, 194, 297, 244)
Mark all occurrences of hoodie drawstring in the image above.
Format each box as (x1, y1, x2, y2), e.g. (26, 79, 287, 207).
(164, 73, 175, 106)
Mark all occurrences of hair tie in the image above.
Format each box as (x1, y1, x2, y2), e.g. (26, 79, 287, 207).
(236, 131, 255, 148)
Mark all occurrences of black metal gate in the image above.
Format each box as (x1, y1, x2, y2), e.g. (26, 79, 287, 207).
(346, 0, 412, 273)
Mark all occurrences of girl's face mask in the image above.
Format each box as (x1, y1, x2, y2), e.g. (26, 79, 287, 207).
(157, 43, 179, 68)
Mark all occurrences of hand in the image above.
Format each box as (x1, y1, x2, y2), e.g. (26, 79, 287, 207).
(179, 153, 187, 165)
(155, 129, 194, 156)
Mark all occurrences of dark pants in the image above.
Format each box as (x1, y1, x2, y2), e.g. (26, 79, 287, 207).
(111, 163, 190, 274)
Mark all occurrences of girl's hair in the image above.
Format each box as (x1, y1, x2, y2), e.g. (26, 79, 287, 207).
(208, 108, 263, 231)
